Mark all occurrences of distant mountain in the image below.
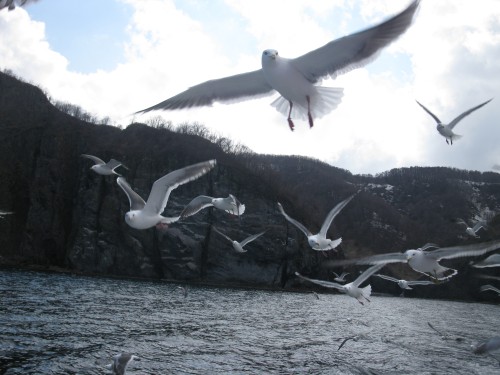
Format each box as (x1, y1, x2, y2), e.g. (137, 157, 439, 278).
(0, 70, 498, 301)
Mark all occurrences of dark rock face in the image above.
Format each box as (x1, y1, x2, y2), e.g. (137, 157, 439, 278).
(0, 71, 499, 301)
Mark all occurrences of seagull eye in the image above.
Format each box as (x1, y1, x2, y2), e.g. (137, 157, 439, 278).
(264, 51, 268, 55)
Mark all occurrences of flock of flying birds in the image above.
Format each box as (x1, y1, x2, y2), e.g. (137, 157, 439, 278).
(2, 0, 500, 372)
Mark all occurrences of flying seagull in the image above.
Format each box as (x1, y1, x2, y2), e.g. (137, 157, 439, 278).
(0, 210, 14, 219)
(110, 353, 140, 375)
(327, 240, 500, 280)
(117, 160, 216, 230)
(180, 194, 245, 219)
(456, 218, 487, 238)
(471, 253, 500, 268)
(81, 154, 128, 176)
(332, 271, 350, 283)
(416, 98, 492, 145)
(278, 193, 356, 251)
(374, 274, 435, 290)
(137, 1, 420, 131)
(295, 263, 384, 305)
(212, 226, 266, 253)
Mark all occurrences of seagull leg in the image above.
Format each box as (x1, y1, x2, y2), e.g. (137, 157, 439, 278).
(306, 95, 314, 128)
(287, 100, 295, 131)
(445, 139, 449, 145)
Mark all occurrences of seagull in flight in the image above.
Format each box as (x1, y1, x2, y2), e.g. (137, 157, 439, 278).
(327, 240, 500, 280)
(332, 271, 350, 283)
(110, 353, 140, 375)
(180, 194, 245, 219)
(81, 154, 128, 176)
(296, 264, 384, 305)
(212, 226, 266, 253)
(456, 218, 487, 238)
(137, 1, 420, 131)
(278, 193, 356, 251)
(374, 274, 435, 290)
(117, 160, 216, 230)
(416, 99, 492, 145)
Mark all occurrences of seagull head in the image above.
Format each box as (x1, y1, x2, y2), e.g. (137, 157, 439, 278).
(262, 49, 278, 61)
(125, 211, 136, 225)
(405, 249, 421, 261)
(307, 235, 320, 249)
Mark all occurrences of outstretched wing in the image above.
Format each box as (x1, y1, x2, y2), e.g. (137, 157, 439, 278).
(479, 284, 500, 294)
(448, 98, 492, 130)
(319, 193, 356, 236)
(116, 177, 146, 211)
(374, 274, 399, 283)
(136, 70, 273, 113)
(277, 202, 313, 237)
(352, 264, 385, 287)
(212, 226, 233, 243)
(81, 154, 105, 165)
(106, 159, 127, 170)
(407, 280, 435, 286)
(326, 252, 407, 268)
(416, 100, 442, 124)
(179, 195, 215, 219)
(426, 239, 500, 261)
(145, 160, 216, 215)
(295, 272, 344, 291)
(292, 0, 420, 83)
(240, 231, 267, 247)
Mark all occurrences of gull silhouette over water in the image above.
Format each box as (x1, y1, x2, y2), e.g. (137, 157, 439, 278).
(137, 1, 420, 131)
(212, 226, 266, 253)
(117, 160, 216, 230)
(416, 99, 492, 145)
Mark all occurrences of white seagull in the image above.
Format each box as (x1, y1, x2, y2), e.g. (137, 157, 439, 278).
(456, 218, 487, 238)
(110, 353, 140, 375)
(137, 1, 420, 131)
(479, 284, 500, 296)
(81, 154, 128, 176)
(471, 253, 500, 268)
(295, 264, 384, 305)
(332, 271, 350, 283)
(277, 193, 356, 251)
(416, 98, 492, 145)
(327, 240, 500, 280)
(117, 160, 216, 230)
(212, 226, 266, 253)
(374, 274, 435, 290)
(180, 194, 245, 219)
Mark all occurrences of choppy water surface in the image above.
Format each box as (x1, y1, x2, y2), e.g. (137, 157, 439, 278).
(0, 269, 499, 374)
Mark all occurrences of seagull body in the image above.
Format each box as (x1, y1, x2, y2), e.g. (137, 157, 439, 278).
(327, 240, 500, 280)
(416, 99, 492, 145)
(81, 154, 128, 176)
(111, 353, 139, 375)
(472, 253, 500, 268)
(213, 226, 266, 253)
(278, 193, 356, 251)
(374, 274, 435, 290)
(295, 263, 384, 305)
(117, 160, 216, 230)
(479, 284, 500, 296)
(137, 1, 420, 130)
(332, 271, 349, 283)
(180, 194, 245, 219)
(456, 217, 489, 238)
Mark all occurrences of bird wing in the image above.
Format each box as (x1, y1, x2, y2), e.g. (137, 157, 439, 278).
(144, 160, 216, 215)
(106, 159, 126, 170)
(277, 203, 313, 237)
(407, 280, 435, 286)
(81, 154, 105, 165)
(326, 252, 407, 268)
(179, 195, 215, 219)
(448, 98, 492, 130)
(415, 100, 442, 124)
(136, 70, 273, 113)
(319, 193, 356, 236)
(352, 264, 385, 287)
(374, 274, 399, 283)
(228, 194, 245, 215)
(427, 239, 500, 261)
(291, 0, 420, 83)
(472, 222, 485, 233)
(212, 226, 233, 243)
(116, 177, 146, 211)
(295, 272, 344, 291)
(240, 231, 267, 247)
(420, 243, 440, 251)
(479, 284, 500, 294)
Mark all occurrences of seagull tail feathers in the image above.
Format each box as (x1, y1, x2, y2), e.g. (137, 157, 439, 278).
(361, 284, 372, 300)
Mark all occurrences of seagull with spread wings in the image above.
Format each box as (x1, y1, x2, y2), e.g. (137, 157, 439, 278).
(212, 227, 266, 253)
(116, 160, 216, 230)
(137, 1, 420, 131)
(180, 194, 245, 219)
(81, 154, 128, 176)
(327, 240, 500, 280)
(278, 193, 356, 251)
(374, 274, 435, 290)
(296, 264, 384, 305)
(416, 99, 492, 145)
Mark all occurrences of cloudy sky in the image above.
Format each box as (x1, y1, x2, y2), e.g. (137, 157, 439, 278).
(0, 0, 499, 175)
